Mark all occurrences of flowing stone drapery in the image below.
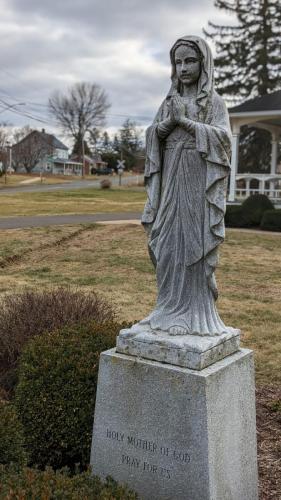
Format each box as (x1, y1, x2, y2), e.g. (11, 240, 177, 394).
(140, 92, 233, 335)
(119, 36, 238, 340)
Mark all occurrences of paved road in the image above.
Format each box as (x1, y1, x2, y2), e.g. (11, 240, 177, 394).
(0, 212, 142, 230)
(0, 175, 143, 195)
(0, 213, 280, 235)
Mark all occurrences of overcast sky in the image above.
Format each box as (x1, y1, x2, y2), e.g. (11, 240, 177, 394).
(0, 0, 232, 143)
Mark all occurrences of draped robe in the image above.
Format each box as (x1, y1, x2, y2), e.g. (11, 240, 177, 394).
(141, 90, 233, 335)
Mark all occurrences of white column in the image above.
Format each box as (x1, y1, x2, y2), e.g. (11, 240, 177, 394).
(228, 129, 240, 202)
(246, 179, 250, 197)
(271, 133, 278, 175)
(260, 178, 265, 194)
(269, 180, 275, 199)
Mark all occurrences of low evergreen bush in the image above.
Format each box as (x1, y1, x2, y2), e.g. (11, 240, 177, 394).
(0, 287, 116, 395)
(241, 194, 274, 226)
(15, 320, 125, 470)
(0, 465, 137, 499)
(224, 205, 247, 227)
(260, 209, 281, 232)
(0, 400, 27, 466)
(225, 195, 275, 228)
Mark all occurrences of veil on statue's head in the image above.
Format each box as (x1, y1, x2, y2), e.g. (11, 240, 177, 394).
(168, 36, 214, 119)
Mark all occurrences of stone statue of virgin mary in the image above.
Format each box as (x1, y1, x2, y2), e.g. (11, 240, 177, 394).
(119, 36, 238, 344)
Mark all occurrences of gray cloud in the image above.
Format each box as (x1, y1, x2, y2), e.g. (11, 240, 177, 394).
(0, 0, 228, 139)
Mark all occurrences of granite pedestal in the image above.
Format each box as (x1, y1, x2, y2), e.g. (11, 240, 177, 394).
(117, 326, 240, 370)
(90, 348, 258, 500)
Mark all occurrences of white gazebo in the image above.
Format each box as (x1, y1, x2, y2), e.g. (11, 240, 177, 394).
(228, 90, 281, 202)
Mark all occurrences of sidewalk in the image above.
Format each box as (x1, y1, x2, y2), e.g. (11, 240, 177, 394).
(0, 213, 280, 235)
(0, 212, 142, 230)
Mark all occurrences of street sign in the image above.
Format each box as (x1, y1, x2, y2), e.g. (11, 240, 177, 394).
(117, 159, 125, 185)
(117, 160, 125, 170)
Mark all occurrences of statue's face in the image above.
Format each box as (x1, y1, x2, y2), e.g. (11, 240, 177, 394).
(174, 45, 201, 86)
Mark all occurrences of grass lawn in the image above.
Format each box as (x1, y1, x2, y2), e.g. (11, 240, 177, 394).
(0, 187, 146, 217)
(0, 223, 280, 386)
(0, 174, 74, 188)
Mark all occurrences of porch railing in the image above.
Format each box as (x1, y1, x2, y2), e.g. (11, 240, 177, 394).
(235, 188, 281, 200)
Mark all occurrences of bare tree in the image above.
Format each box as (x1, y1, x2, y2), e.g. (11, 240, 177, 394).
(13, 125, 33, 145)
(49, 82, 110, 156)
(12, 131, 52, 173)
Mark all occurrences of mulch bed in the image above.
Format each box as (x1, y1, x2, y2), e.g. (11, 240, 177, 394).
(256, 386, 281, 500)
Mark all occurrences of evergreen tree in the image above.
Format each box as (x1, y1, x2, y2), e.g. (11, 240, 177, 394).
(89, 127, 101, 152)
(72, 136, 91, 157)
(112, 134, 120, 154)
(119, 119, 141, 154)
(98, 131, 119, 170)
(204, 0, 281, 102)
(118, 119, 142, 169)
(102, 131, 111, 152)
(204, 0, 281, 173)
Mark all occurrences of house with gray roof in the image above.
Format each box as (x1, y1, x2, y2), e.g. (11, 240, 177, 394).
(12, 128, 71, 173)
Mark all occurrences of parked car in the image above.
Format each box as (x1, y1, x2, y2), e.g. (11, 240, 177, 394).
(91, 166, 113, 175)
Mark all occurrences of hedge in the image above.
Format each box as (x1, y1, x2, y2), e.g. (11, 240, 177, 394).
(260, 209, 281, 232)
(225, 195, 275, 229)
(0, 466, 137, 499)
(15, 320, 125, 470)
(0, 287, 115, 395)
(241, 194, 274, 226)
(224, 205, 248, 228)
(0, 400, 27, 466)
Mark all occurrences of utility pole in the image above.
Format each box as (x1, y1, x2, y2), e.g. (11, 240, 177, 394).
(9, 144, 12, 171)
(81, 129, 86, 179)
(5, 141, 10, 185)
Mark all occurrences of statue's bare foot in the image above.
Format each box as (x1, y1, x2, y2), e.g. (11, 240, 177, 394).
(169, 326, 188, 336)
(120, 319, 151, 337)
(119, 328, 136, 338)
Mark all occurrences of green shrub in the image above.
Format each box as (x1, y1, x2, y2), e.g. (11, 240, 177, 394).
(15, 321, 124, 470)
(225, 195, 275, 228)
(0, 287, 116, 395)
(260, 209, 281, 232)
(0, 400, 27, 466)
(0, 465, 137, 499)
(241, 194, 274, 226)
(224, 205, 248, 227)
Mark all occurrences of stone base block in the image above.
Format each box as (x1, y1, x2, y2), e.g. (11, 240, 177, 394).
(91, 348, 258, 500)
(117, 326, 240, 370)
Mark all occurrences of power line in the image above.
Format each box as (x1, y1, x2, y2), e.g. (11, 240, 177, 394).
(0, 90, 152, 122)
(0, 97, 58, 127)
(0, 68, 153, 122)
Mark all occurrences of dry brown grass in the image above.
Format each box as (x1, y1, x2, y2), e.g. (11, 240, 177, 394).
(256, 386, 281, 500)
(0, 223, 280, 499)
(0, 224, 280, 385)
(0, 174, 73, 188)
(0, 187, 146, 217)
